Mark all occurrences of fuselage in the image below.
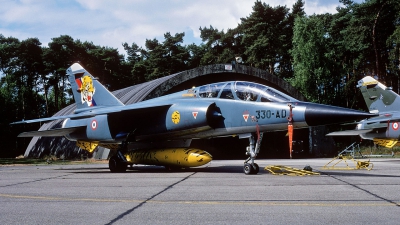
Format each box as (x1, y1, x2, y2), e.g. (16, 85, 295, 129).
(62, 81, 372, 144)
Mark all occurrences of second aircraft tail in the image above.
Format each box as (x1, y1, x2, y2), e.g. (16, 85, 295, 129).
(357, 76, 400, 114)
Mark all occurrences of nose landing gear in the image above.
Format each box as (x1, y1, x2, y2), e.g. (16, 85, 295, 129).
(243, 132, 263, 175)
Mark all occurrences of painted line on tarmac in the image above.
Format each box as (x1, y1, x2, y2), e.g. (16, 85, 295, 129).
(105, 172, 198, 225)
(0, 193, 397, 207)
(0, 193, 142, 203)
(0, 174, 73, 188)
(321, 171, 400, 207)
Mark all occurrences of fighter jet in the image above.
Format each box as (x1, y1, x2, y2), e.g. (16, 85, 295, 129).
(12, 63, 374, 174)
(327, 76, 400, 148)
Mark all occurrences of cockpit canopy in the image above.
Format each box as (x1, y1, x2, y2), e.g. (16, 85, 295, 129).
(196, 81, 298, 102)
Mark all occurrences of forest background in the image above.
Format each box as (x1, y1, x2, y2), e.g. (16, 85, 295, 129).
(1, 0, 399, 157)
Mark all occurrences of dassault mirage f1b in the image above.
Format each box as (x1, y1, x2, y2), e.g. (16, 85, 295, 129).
(12, 63, 374, 174)
(327, 76, 400, 148)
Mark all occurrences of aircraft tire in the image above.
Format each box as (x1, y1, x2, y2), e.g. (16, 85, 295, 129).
(243, 163, 254, 175)
(118, 163, 127, 172)
(253, 163, 259, 174)
(109, 156, 127, 173)
(109, 156, 118, 173)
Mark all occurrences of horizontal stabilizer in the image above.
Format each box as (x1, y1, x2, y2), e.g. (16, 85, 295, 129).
(326, 129, 373, 136)
(18, 126, 86, 137)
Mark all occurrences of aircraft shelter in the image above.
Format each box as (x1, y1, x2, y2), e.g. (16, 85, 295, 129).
(23, 64, 335, 159)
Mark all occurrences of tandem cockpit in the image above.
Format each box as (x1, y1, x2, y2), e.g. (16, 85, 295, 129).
(196, 81, 298, 102)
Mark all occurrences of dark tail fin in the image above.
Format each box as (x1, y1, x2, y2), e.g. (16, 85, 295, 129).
(357, 76, 400, 114)
(67, 63, 124, 112)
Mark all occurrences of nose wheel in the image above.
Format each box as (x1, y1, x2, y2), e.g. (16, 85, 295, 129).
(244, 163, 259, 175)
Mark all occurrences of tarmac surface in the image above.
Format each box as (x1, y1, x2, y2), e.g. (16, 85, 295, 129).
(1, 158, 399, 225)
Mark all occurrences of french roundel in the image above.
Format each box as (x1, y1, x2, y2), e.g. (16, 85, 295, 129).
(91, 120, 98, 130)
(392, 122, 399, 131)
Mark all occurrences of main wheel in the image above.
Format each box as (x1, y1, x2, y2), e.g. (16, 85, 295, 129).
(244, 163, 254, 175)
(109, 156, 118, 173)
(109, 156, 127, 173)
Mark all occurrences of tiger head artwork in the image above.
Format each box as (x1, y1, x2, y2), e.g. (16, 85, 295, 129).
(80, 75, 96, 106)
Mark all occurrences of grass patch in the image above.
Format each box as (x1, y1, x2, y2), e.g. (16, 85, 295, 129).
(361, 147, 398, 156)
(341, 145, 400, 158)
(0, 158, 50, 165)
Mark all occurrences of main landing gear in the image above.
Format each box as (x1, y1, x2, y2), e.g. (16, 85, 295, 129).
(109, 141, 129, 173)
(243, 132, 263, 175)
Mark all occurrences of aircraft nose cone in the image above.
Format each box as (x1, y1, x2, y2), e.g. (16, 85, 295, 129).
(304, 103, 374, 126)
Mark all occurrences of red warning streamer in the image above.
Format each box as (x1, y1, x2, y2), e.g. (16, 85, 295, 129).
(287, 104, 294, 159)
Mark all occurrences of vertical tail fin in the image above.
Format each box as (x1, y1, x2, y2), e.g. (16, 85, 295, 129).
(357, 76, 400, 114)
(67, 63, 124, 112)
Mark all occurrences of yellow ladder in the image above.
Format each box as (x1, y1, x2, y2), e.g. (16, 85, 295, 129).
(264, 165, 320, 176)
(322, 155, 373, 170)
